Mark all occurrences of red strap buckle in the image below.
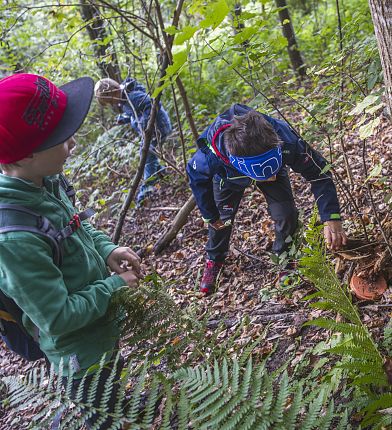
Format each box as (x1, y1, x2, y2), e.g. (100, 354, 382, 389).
(69, 214, 81, 231)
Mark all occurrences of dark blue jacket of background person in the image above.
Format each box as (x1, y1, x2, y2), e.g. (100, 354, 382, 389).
(116, 78, 172, 141)
(186, 103, 341, 224)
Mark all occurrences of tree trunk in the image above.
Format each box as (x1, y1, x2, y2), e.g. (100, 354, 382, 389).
(275, 0, 306, 77)
(112, 0, 187, 244)
(368, 0, 392, 119)
(80, 1, 122, 81)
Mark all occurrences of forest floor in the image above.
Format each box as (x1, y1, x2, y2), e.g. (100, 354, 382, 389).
(0, 113, 391, 429)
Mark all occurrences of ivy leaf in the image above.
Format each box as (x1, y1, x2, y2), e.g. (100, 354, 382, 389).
(358, 117, 380, 139)
(165, 49, 188, 78)
(384, 193, 392, 207)
(152, 49, 189, 97)
(164, 25, 177, 35)
(320, 163, 332, 174)
(366, 102, 384, 115)
(199, 0, 229, 30)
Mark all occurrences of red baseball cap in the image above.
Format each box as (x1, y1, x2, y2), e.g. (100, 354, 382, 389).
(0, 73, 94, 163)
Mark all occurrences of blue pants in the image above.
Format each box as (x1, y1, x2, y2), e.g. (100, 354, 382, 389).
(206, 168, 299, 262)
(137, 137, 166, 202)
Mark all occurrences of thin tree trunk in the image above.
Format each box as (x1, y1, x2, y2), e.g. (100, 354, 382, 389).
(368, 0, 392, 119)
(175, 77, 199, 141)
(80, 1, 122, 81)
(112, 0, 186, 243)
(275, 0, 306, 77)
(112, 60, 167, 244)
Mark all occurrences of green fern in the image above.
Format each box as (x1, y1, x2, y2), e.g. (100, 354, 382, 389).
(173, 357, 341, 430)
(299, 210, 385, 382)
(383, 319, 392, 355)
(299, 208, 392, 427)
(2, 352, 349, 430)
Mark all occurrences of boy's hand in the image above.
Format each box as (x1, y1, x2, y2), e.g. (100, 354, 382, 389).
(107, 247, 142, 277)
(324, 220, 348, 250)
(118, 270, 140, 288)
(209, 219, 231, 230)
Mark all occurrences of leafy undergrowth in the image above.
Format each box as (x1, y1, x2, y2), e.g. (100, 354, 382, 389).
(0, 113, 391, 429)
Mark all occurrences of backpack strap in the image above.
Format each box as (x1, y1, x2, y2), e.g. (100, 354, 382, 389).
(55, 208, 96, 243)
(59, 174, 76, 206)
(0, 204, 63, 266)
(0, 205, 95, 266)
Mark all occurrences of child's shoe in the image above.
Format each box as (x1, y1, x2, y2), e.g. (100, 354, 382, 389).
(200, 260, 224, 295)
(136, 185, 155, 207)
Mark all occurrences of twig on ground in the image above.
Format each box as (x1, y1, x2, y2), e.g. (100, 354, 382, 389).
(233, 246, 267, 263)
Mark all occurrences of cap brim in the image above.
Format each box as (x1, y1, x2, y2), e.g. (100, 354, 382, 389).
(36, 77, 94, 151)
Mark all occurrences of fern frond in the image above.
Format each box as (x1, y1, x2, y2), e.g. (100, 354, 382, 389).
(3, 351, 348, 430)
(299, 387, 326, 430)
(280, 383, 304, 428)
(270, 371, 289, 423)
(300, 210, 385, 366)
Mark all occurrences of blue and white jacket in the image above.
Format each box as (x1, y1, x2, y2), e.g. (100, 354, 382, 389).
(186, 104, 341, 223)
(117, 78, 172, 141)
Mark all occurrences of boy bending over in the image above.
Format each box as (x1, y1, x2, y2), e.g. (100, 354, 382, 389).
(94, 77, 172, 205)
(187, 104, 347, 295)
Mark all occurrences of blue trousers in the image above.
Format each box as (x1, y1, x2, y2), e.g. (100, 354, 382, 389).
(137, 137, 166, 201)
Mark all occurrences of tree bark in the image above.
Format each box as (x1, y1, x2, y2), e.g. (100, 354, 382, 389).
(275, 0, 306, 77)
(80, 1, 122, 81)
(368, 0, 392, 119)
(175, 77, 199, 141)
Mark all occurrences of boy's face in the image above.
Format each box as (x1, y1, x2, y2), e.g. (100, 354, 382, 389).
(97, 89, 121, 108)
(30, 137, 76, 176)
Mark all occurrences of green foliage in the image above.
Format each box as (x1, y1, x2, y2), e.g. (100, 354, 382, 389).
(299, 208, 392, 427)
(2, 352, 347, 430)
(107, 273, 200, 367)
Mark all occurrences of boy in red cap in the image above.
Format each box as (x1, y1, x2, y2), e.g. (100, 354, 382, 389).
(0, 73, 141, 428)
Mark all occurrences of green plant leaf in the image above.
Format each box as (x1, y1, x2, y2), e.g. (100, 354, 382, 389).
(199, 0, 229, 30)
(358, 117, 380, 139)
(174, 26, 198, 45)
(349, 95, 380, 115)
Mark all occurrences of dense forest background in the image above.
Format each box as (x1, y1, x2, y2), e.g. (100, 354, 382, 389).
(0, 0, 392, 429)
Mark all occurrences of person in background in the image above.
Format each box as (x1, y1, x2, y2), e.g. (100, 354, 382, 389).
(187, 104, 348, 295)
(94, 77, 172, 205)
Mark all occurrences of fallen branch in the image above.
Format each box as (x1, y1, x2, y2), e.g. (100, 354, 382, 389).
(153, 194, 196, 254)
(145, 206, 181, 211)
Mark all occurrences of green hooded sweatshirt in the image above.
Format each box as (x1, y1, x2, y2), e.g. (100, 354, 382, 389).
(0, 174, 126, 376)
